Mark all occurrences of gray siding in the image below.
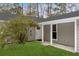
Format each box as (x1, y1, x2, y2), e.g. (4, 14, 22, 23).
(53, 22, 74, 47)
(77, 20, 79, 52)
(28, 27, 36, 41)
(35, 24, 42, 39)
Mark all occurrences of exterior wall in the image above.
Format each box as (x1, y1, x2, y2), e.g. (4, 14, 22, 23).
(28, 27, 36, 41)
(43, 25, 50, 42)
(35, 29, 41, 39)
(53, 22, 74, 47)
(77, 20, 79, 52)
(35, 24, 42, 39)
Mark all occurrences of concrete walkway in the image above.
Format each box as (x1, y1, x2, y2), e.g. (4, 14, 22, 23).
(42, 42, 74, 53)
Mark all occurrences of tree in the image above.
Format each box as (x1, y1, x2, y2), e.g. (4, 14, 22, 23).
(27, 3, 32, 15)
(66, 3, 79, 13)
(0, 16, 38, 48)
(47, 3, 52, 16)
(37, 3, 39, 17)
(53, 3, 67, 15)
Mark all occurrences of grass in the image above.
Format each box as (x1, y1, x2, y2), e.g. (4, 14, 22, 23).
(0, 41, 78, 56)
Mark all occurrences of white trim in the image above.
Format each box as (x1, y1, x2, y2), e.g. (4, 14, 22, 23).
(56, 24, 58, 40)
(50, 24, 52, 45)
(74, 19, 77, 52)
(38, 16, 79, 25)
(42, 24, 44, 43)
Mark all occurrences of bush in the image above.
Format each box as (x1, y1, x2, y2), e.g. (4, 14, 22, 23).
(0, 16, 38, 48)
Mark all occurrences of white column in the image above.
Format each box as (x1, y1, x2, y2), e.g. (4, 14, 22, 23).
(74, 19, 77, 52)
(42, 24, 44, 43)
(50, 24, 52, 45)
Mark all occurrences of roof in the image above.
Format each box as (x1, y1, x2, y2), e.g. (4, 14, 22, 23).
(0, 12, 18, 20)
(30, 11, 79, 23)
(28, 16, 46, 22)
(0, 11, 79, 22)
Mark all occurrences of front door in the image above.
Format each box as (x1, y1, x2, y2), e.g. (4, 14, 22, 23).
(44, 25, 50, 42)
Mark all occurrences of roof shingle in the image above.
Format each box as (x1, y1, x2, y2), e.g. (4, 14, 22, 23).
(0, 13, 18, 20)
(30, 11, 79, 23)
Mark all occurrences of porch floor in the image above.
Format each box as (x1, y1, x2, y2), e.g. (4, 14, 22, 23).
(43, 42, 75, 53)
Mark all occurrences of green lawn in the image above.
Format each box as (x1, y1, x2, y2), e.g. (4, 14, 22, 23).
(0, 41, 78, 56)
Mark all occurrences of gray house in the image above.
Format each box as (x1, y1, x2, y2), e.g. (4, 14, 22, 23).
(30, 11, 79, 53)
(1, 11, 79, 53)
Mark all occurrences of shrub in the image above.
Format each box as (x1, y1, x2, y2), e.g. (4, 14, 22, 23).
(0, 16, 38, 48)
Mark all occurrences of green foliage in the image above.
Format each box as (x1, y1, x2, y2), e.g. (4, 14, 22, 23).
(0, 16, 38, 48)
(10, 6, 23, 15)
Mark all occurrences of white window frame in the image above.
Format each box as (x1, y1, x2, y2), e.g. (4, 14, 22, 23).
(52, 24, 58, 40)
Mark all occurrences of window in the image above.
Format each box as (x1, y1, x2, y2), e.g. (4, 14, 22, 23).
(37, 26, 40, 30)
(52, 24, 57, 40)
(53, 32, 57, 39)
(53, 24, 56, 31)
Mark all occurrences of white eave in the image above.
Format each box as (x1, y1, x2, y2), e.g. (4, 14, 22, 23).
(38, 16, 79, 25)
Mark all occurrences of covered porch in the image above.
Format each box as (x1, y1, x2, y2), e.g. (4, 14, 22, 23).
(39, 17, 79, 53)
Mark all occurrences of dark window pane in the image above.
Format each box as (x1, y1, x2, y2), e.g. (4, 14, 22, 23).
(52, 32, 57, 39)
(37, 27, 40, 30)
(52, 25, 56, 31)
